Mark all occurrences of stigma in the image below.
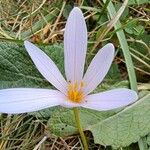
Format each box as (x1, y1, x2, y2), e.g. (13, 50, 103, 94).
(67, 81, 85, 103)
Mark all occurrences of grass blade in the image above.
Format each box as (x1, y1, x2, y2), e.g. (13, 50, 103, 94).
(102, 0, 137, 91)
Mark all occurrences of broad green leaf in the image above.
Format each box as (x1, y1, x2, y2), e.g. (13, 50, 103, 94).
(48, 93, 150, 148)
(0, 41, 64, 89)
(47, 107, 115, 137)
(88, 93, 150, 148)
(147, 133, 150, 146)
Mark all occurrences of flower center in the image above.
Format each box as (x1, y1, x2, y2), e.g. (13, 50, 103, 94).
(67, 81, 85, 103)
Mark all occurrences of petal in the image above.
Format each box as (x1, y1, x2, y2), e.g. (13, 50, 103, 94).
(61, 100, 81, 108)
(83, 43, 115, 94)
(0, 88, 66, 114)
(81, 88, 138, 111)
(64, 7, 87, 83)
(24, 41, 67, 94)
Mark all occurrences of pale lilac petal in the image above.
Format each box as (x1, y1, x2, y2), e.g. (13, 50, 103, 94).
(64, 7, 87, 83)
(24, 41, 67, 94)
(61, 100, 81, 108)
(0, 88, 66, 114)
(81, 88, 138, 111)
(83, 43, 115, 94)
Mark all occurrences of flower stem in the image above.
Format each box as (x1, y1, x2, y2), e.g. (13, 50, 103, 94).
(73, 108, 88, 150)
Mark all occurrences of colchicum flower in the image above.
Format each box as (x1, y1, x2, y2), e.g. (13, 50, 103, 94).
(0, 7, 138, 114)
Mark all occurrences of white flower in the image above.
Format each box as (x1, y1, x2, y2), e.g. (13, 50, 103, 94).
(0, 7, 138, 114)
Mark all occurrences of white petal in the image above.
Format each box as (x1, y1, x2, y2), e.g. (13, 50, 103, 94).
(61, 100, 81, 108)
(24, 41, 67, 94)
(83, 43, 115, 94)
(82, 88, 138, 111)
(0, 88, 66, 114)
(64, 7, 87, 83)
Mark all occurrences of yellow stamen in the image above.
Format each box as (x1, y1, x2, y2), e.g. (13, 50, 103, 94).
(67, 81, 85, 103)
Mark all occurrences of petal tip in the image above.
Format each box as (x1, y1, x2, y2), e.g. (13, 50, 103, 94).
(24, 41, 37, 53)
(105, 43, 115, 54)
(107, 43, 114, 48)
(70, 7, 83, 17)
(120, 88, 138, 102)
(131, 90, 138, 101)
(24, 41, 33, 50)
(72, 7, 82, 13)
(24, 40, 30, 46)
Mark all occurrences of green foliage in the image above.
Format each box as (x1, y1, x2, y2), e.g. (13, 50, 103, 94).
(0, 41, 64, 89)
(48, 93, 150, 148)
(47, 107, 115, 136)
(147, 134, 150, 146)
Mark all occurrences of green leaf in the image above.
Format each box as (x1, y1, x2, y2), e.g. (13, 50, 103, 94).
(47, 107, 115, 137)
(146, 133, 150, 146)
(48, 93, 150, 148)
(114, 2, 129, 20)
(0, 41, 64, 89)
(105, 63, 121, 82)
(88, 93, 150, 148)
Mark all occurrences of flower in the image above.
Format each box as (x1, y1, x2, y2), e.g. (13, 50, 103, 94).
(0, 7, 138, 114)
